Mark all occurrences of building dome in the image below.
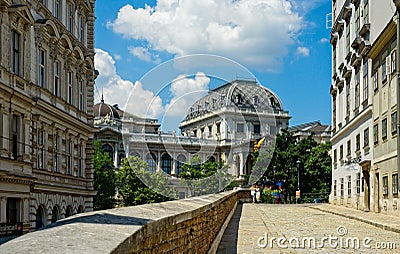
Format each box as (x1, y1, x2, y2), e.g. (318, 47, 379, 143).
(93, 98, 121, 120)
(184, 79, 283, 121)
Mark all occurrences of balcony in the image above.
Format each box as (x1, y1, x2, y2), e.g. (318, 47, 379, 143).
(330, 32, 339, 45)
(350, 52, 362, 67)
(342, 65, 352, 79)
(359, 23, 370, 39)
(351, 36, 362, 50)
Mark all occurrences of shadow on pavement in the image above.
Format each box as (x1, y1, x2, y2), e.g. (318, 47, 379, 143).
(217, 203, 243, 254)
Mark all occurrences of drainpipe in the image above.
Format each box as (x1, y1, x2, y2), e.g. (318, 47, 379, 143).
(394, 0, 400, 195)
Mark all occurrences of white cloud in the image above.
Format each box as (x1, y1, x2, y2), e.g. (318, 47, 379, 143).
(114, 54, 122, 60)
(108, 0, 304, 71)
(296, 46, 310, 57)
(128, 46, 161, 64)
(165, 72, 210, 117)
(94, 48, 163, 118)
(319, 38, 329, 43)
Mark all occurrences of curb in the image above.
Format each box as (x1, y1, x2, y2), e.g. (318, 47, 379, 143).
(309, 205, 400, 234)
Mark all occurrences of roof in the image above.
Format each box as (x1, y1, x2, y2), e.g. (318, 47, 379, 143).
(183, 79, 284, 121)
(288, 121, 331, 133)
(93, 99, 121, 120)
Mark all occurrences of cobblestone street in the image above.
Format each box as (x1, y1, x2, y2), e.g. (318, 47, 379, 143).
(217, 203, 399, 253)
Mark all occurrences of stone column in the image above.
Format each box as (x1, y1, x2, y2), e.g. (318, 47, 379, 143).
(157, 151, 161, 172)
(171, 152, 176, 176)
(113, 143, 118, 168)
(23, 198, 29, 223)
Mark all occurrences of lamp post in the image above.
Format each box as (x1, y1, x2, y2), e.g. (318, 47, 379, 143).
(296, 159, 301, 204)
(394, 0, 400, 195)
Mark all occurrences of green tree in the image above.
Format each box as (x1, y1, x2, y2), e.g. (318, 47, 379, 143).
(116, 156, 175, 206)
(258, 130, 332, 203)
(93, 141, 116, 210)
(179, 155, 235, 196)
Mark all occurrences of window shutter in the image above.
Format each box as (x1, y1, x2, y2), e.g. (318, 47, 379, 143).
(386, 55, 391, 77)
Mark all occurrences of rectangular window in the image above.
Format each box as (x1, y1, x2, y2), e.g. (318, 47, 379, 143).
(67, 3, 73, 32)
(39, 50, 46, 87)
(356, 173, 361, 194)
(339, 145, 343, 160)
(333, 95, 337, 128)
(6, 198, 19, 224)
(363, 62, 368, 101)
(383, 176, 388, 195)
(54, 136, 60, 172)
(54, 0, 60, 19)
(68, 72, 73, 104)
(54, 61, 60, 96)
(363, 0, 369, 23)
(347, 176, 351, 197)
(355, 6, 360, 35)
(78, 144, 83, 177)
(373, 71, 378, 91)
(79, 81, 84, 111)
(346, 85, 350, 116)
(393, 174, 398, 194)
(340, 178, 344, 197)
(254, 124, 260, 134)
(79, 16, 85, 43)
(356, 134, 360, 151)
(11, 115, 20, 160)
(364, 128, 369, 147)
(347, 140, 351, 156)
(38, 130, 44, 169)
(382, 59, 387, 83)
(12, 31, 21, 75)
(66, 140, 72, 175)
(237, 123, 244, 133)
(333, 46, 337, 73)
(355, 70, 360, 109)
(382, 118, 387, 140)
(373, 124, 378, 144)
(346, 21, 350, 55)
(392, 112, 398, 134)
(391, 50, 396, 73)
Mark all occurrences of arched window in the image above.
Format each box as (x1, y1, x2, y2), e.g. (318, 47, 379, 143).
(161, 153, 172, 174)
(65, 206, 73, 218)
(36, 205, 46, 229)
(176, 154, 186, 176)
(51, 205, 60, 223)
(146, 153, 156, 172)
(208, 156, 216, 163)
(102, 144, 113, 160)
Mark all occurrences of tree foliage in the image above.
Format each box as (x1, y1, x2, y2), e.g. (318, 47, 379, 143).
(255, 129, 332, 203)
(179, 155, 235, 196)
(116, 156, 175, 206)
(93, 141, 116, 210)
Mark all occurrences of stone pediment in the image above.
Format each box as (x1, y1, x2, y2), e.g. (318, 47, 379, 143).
(8, 3, 35, 29)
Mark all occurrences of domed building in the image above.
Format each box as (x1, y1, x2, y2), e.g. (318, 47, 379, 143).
(123, 79, 290, 178)
(179, 79, 290, 178)
(94, 97, 159, 167)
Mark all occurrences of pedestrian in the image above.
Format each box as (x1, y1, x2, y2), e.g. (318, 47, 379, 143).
(255, 185, 261, 203)
(250, 185, 256, 203)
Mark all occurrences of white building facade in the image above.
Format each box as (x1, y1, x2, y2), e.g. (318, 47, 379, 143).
(0, 0, 96, 235)
(330, 0, 400, 214)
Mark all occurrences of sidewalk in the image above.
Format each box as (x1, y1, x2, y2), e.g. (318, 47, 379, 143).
(309, 203, 400, 234)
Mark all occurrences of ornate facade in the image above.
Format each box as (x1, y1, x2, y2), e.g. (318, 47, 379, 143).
(330, 0, 400, 214)
(0, 0, 95, 235)
(96, 80, 290, 198)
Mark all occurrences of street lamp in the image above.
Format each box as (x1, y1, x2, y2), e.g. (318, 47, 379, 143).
(394, 0, 400, 195)
(296, 159, 301, 204)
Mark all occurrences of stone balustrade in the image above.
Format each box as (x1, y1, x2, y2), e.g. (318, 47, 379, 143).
(0, 189, 250, 253)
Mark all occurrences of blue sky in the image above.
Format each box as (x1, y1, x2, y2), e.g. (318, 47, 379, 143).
(94, 0, 332, 130)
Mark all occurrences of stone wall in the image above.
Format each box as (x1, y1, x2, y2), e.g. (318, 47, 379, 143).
(0, 189, 250, 254)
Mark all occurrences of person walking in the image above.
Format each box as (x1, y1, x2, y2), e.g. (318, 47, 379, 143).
(250, 185, 256, 203)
